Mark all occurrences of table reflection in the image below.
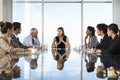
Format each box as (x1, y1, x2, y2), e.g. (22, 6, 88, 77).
(84, 48, 120, 80)
(96, 54, 120, 80)
(0, 58, 21, 80)
(85, 52, 98, 73)
(51, 48, 71, 70)
(0, 51, 40, 80)
(1, 46, 120, 80)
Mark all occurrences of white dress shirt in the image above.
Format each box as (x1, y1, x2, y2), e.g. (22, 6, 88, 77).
(23, 35, 40, 47)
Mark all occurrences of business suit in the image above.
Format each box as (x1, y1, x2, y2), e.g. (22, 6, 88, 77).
(0, 34, 25, 69)
(100, 54, 115, 68)
(88, 36, 98, 48)
(96, 35, 111, 50)
(11, 34, 28, 49)
(101, 35, 120, 55)
(100, 35, 120, 70)
(100, 35, 120, 69)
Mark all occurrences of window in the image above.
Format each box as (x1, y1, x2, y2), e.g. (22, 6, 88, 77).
(44, 3, 81, 48)
(83, 3, 113, 41)
(13, 0, 112, 47)
(13, 3, 42, 43)
(13, 1, 112, 79)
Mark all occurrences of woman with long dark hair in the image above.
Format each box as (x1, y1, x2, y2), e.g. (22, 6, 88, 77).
(52, 27, 71, 48)
(97, 23, 120, 55)
(84, 26, 98, 48)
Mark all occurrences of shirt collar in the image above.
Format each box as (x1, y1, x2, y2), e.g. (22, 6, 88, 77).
(101, 35, 105, 40)
(13, 33, 18, 38)
(7, 36, 11, 44)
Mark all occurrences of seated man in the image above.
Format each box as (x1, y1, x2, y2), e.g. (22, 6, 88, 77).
(96, 23, 111, 50)
(12, 22, 28, 48)
(23, 28, 40, 47)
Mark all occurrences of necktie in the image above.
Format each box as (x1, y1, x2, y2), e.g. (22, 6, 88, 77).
(16, 37, 19, 41)
(32, 38, 35, 45)
(100, 38, 103, 43)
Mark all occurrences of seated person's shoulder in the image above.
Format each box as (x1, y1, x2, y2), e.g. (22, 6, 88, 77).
(104, 35, 111, 41)
(24, 35, 30, 39)
(64, 35, 67, 38)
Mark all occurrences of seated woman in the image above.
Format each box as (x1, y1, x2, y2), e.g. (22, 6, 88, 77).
(84, 26, 98, 49)
(52, 27, 71, 70)
(96, 23, 120, 74)
(96, 23, 120, 55)
(0, 22, 32, 69)
(52, 27, 71, 49)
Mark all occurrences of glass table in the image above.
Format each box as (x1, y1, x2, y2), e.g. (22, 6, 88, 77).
(1, 48, 120, 80)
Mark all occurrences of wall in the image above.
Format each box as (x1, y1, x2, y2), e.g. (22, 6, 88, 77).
(0, 0, 12, 22)
(0, 0, 3, 21)
(113, 0, 120, 28)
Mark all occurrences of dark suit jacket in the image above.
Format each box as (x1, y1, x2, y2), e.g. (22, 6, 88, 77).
(96, 35, 111, 50)
(11, 34, 28, 49)
(99, 35, 120, 70)
(101, 35, 120, 55)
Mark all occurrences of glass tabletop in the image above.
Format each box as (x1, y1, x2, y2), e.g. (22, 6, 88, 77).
(0, 48, 120, 80)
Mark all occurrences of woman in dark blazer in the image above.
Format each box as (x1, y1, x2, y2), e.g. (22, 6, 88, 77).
(96, 23, 120, 71)
(97, 23, 120, 55)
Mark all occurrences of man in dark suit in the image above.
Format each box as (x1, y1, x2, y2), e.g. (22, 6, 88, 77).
(12, 22, 28, 49)
(96, 23, 111, 50)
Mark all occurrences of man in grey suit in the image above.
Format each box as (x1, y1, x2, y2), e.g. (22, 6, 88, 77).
(12, 22, 38, 69)
(12, 22, 28, 49)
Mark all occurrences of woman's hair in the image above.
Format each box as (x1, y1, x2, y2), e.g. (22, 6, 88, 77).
(87, 26, 95, 36)
(1, 22, 13, 34)
(57, 27, 65, 37)
(0, 21, 4, 27)
(57, 60, 64, 70)
(108, 23, 119, 34)
(86, 62, 95, 72)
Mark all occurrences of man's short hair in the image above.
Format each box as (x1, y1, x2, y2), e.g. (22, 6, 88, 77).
(31, 28, 38, 33)
(13, 22, 21, 31)
(96, 23, 108, 35)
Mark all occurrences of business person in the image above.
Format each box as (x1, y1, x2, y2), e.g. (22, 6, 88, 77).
(52, 27, 71, 49)
(96, 23, 111, 50)
(12, 22, 28, 48)
(84, 26, 98, 49)
(96, 23, 120, 55)
(0, 22, 32, 69)
(23, 28, 40, 47)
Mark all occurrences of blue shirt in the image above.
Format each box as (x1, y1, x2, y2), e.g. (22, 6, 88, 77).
(23, 35, 40, 47)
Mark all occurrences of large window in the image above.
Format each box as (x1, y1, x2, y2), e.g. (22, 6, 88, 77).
(83, 3, 112, 41)
(84, 0, 112, 2)
(13, 3, 42, 43)
(13, 0, 112, 80)
(13, 0, 112, 48)
(44, 3, 81, 48)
